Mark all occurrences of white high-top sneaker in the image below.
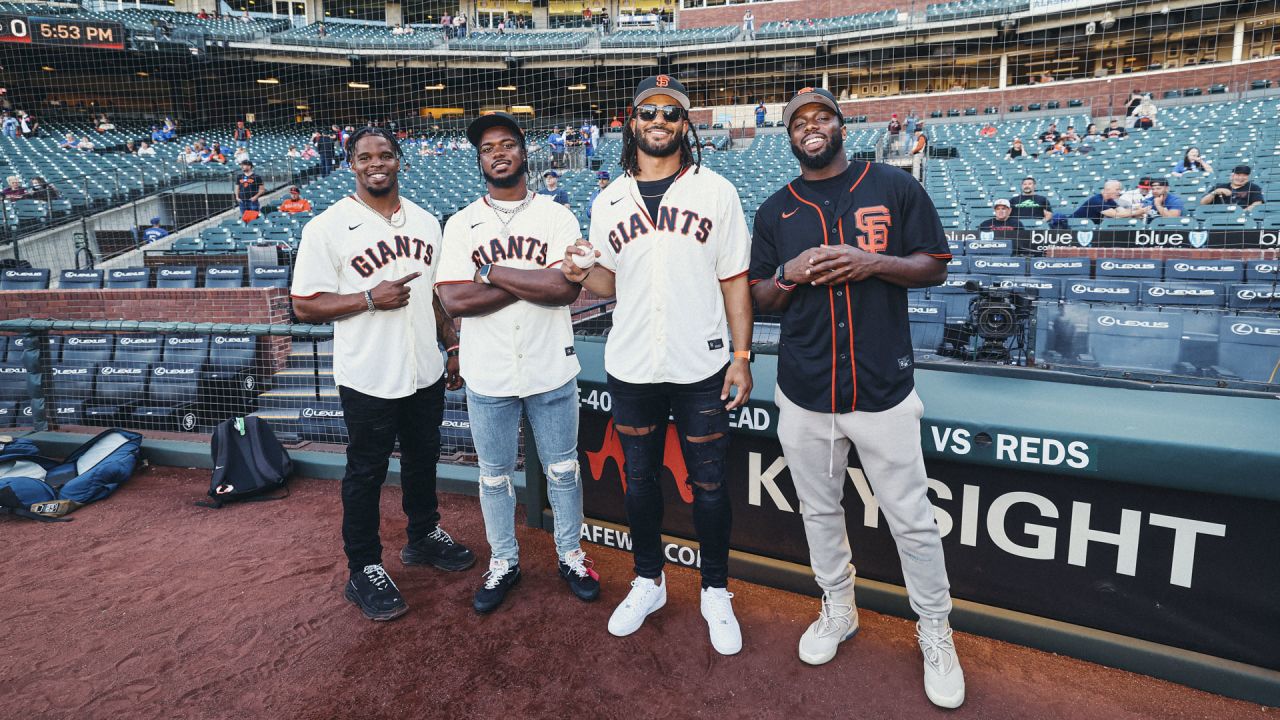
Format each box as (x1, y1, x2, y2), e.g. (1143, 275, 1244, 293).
(798, 587, 859, 665)
(607, 573, 667, 637)
(918, 617, 966, 708)
(700, 587, 742, 655)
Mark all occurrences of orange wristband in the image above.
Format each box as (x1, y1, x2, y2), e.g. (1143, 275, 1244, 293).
(733, 350, 752, 360)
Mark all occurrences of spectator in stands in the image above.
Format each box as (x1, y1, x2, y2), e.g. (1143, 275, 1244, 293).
(29, 176, 57, 201)
(1104, 119, 1127, 139)
(162, 117, 177, 141)
(755, 102, 766, 127)
(58, 132, 76, 149)
(1061, 125, 1080, 142)
(19, 112, 37, 138)
(609, 116, 623, 130)
(204, 142, 227, 163)
(77, 136, 95, 152)
(978, 123, 996, 138)
(1, 113, 16, 138)
(1083, 123, 1101, 141)
(233, 120, 252, 148)
(237, 161, 263, 216)
(1039, 122, 1059, 144)
(539, 170, 570, 206)
(1172, 147, 1213, 176)
(316, 22, 326, 38)
(887, 113, 901, 137)
(1143, 179, 1184, 219)
(547, 126, 566, 169)
(743, 10, 755, 41)
(454, 14, 466, 38)
(1117, 177, 1152, 213)
(240, 9, 251, 23)
(142, 217, 169, 243)
(150, 126, 167, 144)
(910, 126, 928, 155)
(196, 8, 209, 20)
(1044, 140, 1071, 156)
(979, 198, 1023, 233)
(1070, 180, 1124, 223)
(137, 141, 156, 157)
(905, 110, 920, 136)
(96, 115, 115, 132)
(1132, 95, 1157, 129)
(1009, 176, 1052, 222)
(233, 145, 250, 164)
(125, 140, 138, 154)
(1201, 165, 1265, 210)
(588, 170, 609, 218)
(280, 186, 312, 213)
(315, 130, 335, 175)
(300, 142, 317, 160)
(565, 124, 583, 168)
(1125, 90, 1144, 118)
(178, 145, 198, 163)
(441, 12, 451, 38)
(2, 176, 26, 201)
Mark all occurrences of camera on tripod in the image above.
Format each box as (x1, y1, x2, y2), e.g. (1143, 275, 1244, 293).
(941, 280, 1038, 365)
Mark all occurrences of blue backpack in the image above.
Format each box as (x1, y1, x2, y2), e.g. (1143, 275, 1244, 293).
(0, 430, 143, 522)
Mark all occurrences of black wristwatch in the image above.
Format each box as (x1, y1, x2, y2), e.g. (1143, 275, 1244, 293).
(775, 262, 797, 290)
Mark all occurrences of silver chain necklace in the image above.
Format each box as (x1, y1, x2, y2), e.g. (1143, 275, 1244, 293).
(352, 193, 406, 228)
(486, 190, 535, 237)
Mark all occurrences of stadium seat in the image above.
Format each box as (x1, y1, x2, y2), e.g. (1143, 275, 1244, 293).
(204, 265, 245, 288)
(998, 277, 1062, 300)
(162, 335, 211, 366)
(132, 362, 201, 431)
(1148, 217, 1197, 232)
(115, 334, 164, 366)
(0, 358, 26, 401)
(1029, 258, 1089, 276)
(1096, 258, 1162, 279)
(946, 257, 970, 274)
(203, 334, 259, 417)
(1086, 308, 1185, 373)
(1245, 260, 1280, 282)
(969, 256, 1025, 276)
(59, 269, 104, 289)
(1164, 259, 1244, 282)
(928, 274, 992, 322)
(169, 238, 204, 255)
(908, 300, 946, 354)
(155, 266, 198, 288)
(0, 267, 50, 290)
(105, 267, 151, 289)
(963, 237, 1013, 255)
(1140, 281, 1227, 307)
(249, 266, 289, 288)
(1212, 315, 1280, 383)
(1063, 278, 1141, 304)
(60, 334, 115, 367)
(83, 361, 147, 426)
(1227, 284, 1280, 310)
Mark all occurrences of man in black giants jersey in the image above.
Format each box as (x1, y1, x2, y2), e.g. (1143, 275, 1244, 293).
(748, 89, 966, 708)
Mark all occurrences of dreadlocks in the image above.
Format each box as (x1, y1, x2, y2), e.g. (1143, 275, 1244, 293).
(619, 109, 702, 177)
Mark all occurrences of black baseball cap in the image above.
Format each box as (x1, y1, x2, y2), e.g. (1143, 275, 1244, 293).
(466, 111, 525, 147)
(1233, 165, 1252, 175)
(634, 75, 690, 110)
(782, 87, 843, 128)
(1149, 178, 1169, 187)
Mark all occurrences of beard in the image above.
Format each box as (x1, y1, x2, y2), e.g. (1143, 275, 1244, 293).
(635, 128, 683, 158)
(482, 157, 528, 189)
(790, 131, 845, 170)
(363, 179, 397, 197)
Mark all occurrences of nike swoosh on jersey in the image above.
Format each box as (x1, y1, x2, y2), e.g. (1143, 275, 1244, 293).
(348, 223, 363, 231)
(782, 208, 799, 219)
(470, 222, 485, 229)
(610, 197, 624, 205)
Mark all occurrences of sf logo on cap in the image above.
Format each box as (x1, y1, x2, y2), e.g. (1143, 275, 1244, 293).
(656, 75, 670, 87)
(799, 87, 814, 94)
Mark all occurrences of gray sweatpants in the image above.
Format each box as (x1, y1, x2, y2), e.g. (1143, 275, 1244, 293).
(776, 387, 953, 621)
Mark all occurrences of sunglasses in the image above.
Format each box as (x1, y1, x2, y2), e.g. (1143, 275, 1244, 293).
(635, 104, 686, 123)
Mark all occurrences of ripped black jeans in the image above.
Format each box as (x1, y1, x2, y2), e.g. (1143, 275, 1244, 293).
(607, 365, 732, 588)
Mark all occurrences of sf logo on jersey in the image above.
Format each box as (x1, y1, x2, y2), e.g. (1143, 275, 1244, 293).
(854, 206, 891, 254)
(349, 235, 435, 277)
(608, 206, 714, 252)
(470, 234, 551, 268)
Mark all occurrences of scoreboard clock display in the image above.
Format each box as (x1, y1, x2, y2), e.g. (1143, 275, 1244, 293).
(0, 15, 125, 50)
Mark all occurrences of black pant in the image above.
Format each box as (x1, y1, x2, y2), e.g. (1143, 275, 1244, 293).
(339, 378, 445, 571)
(607, 365, 732, 588)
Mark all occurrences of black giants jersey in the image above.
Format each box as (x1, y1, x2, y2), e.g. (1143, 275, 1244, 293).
(749, 161, 951, 413)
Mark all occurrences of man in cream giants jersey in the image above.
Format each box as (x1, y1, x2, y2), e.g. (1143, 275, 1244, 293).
(291, 127, 475, 623)
(563, 75, 754, 655)
(437, 112, 600, 614)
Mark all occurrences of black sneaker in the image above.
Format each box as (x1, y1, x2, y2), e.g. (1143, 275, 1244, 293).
(400, 526, 476, 572)
(344, 563, 409, 621)
(473, 558, 521, 614)
(558, 548, 601, 602)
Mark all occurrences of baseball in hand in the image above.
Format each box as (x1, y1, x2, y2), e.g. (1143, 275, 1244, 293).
(571, 247, 597, 269)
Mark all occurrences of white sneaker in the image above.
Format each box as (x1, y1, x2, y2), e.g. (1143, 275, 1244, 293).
(798, 588, 859, 665)
(917, 618, 965, 708)
(607, 573, 666, 637)
(700, 587, 742, 655)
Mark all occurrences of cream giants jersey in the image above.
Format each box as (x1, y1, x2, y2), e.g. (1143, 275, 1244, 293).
(590, 166, 751, 384)
(436, 193, 582, 398)
(291, 196, 444, 399)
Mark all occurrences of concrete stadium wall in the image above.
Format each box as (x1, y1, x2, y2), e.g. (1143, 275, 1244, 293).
(0, 287, 294, 371)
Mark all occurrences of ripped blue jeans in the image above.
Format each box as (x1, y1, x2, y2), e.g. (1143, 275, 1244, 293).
(467, 378, 582, 564)
(607, 365, 732, 588)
